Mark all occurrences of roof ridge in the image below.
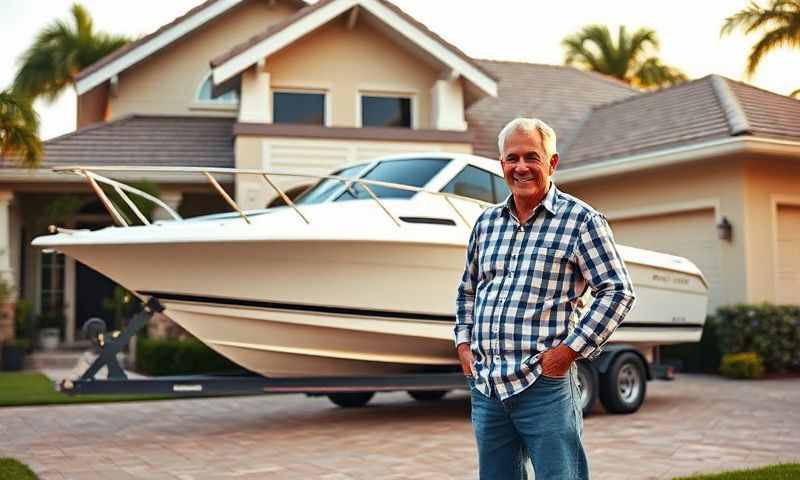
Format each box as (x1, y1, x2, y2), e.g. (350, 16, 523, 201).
(709, 74, 751, 136)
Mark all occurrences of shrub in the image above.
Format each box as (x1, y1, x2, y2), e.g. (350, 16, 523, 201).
(714, 304, 800, 373)
(136, 337, 239, 376)
(720, 352, 765, 379)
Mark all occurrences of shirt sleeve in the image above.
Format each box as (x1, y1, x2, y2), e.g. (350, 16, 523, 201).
(564, 213, 636, 360)
(454, 217, 481, 347)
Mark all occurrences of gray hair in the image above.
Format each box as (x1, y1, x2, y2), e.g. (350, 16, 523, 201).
(497, 118, 557, 159)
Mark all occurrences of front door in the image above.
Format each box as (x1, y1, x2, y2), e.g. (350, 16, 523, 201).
(74, 222, 117, 336)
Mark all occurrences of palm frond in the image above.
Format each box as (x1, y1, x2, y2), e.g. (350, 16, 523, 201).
(0, 91, 43, 168)
(746, 24, 800, 75)
(633, 57, 688, 89)
(790, 87, 800, 97)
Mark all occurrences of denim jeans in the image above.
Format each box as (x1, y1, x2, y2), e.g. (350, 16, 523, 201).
(469, 369, 589, 480)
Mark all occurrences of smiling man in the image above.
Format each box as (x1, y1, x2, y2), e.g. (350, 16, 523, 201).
(455, 118, 636, 479)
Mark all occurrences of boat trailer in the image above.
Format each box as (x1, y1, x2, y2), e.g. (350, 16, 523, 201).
(58, 298, 467, 399)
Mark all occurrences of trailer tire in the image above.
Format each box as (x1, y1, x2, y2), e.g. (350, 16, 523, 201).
(576, 361, 599, 416)
(599, 352, 646, 414)
(407, 390, 448, 402)
(327, 392, 375, 408)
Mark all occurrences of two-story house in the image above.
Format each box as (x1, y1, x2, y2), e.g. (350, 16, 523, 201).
(1, 0, 798, 346)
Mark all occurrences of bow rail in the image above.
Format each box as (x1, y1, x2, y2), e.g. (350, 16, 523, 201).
(52, 165, 491, 229)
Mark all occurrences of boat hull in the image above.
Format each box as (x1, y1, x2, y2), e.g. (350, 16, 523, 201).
(52, 238, 708, 377)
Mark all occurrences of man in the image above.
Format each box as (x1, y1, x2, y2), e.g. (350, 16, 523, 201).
(455, 118, 636, 479)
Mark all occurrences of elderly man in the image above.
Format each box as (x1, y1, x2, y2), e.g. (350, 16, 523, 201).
(455, 118, 636, 479)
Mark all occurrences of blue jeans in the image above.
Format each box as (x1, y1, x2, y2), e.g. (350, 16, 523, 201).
(469, 370, 589, 479)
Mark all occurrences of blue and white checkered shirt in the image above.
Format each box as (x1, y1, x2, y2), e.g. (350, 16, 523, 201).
(455, 183, 636, 400)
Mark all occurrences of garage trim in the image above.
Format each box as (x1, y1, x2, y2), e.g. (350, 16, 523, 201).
(770, 194, 800, 304)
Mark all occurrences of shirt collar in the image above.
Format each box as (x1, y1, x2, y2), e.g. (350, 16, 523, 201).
(503, 182, 559, 219)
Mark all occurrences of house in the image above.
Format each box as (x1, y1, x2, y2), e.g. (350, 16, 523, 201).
(0, 0, 798, 346)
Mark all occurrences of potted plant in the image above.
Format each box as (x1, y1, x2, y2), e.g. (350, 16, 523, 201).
(1, 338, 31, 371)
(37, 310, 64, 351)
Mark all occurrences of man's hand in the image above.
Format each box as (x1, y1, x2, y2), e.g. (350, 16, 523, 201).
(540, 343, 578, 378)
(456, 342, 476, 377)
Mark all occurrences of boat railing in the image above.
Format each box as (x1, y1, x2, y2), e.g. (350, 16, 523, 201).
(52, 165, 492, 229)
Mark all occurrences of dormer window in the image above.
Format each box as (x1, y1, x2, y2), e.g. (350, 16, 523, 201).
(197, 74, 239, 104)
(361, 95, 412, 128)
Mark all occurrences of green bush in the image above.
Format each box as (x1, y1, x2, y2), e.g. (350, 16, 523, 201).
(720, 352, 765, 379)
(661, 315, 721, 373)
(136, 337, 239, 376)
(714, 304, 800, 373)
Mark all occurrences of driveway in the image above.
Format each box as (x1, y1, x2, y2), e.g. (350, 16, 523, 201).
(1, 374, 798, 479)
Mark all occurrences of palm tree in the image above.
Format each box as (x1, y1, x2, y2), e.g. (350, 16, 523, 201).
(721, 0, 800, 78)
(0, 90, 43, 168)
(13, 3, 129, 102)
(562, 25, 687, 89)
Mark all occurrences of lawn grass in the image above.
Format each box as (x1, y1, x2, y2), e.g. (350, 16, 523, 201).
(673, 463, 800, 479)
(0, 372, 172, 407)
(0, 458, 37, 480)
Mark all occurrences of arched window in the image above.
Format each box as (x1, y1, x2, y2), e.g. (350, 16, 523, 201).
(196, 74, 239, 104)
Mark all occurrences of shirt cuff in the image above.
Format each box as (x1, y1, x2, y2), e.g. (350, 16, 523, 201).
(564, 331, 603, 361)
(454, 327, 472, 347)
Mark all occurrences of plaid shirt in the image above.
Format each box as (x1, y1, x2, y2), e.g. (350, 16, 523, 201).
(455, 183, 636, 400)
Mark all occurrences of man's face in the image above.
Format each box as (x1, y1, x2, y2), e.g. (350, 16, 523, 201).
(500, 130, 559, 203)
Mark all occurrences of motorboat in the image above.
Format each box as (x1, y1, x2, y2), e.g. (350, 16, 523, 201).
(32, 154, 708, 378)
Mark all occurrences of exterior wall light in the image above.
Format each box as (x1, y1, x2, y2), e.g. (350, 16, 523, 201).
(716, 217, 732, 241)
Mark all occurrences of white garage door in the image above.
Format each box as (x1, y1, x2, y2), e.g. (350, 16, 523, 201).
(609, 209, 722, 311)
(776, 205, 800, 305)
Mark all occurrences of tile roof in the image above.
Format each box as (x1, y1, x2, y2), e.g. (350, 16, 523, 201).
(13, 115, 236, 169)
(465, 60, 638, 159)
(562, 75, 800, 168)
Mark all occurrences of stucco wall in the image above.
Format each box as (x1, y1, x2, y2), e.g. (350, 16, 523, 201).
(77, 83, 110, 128)
(559, 157, 748, 308)
(742, 156, 800, 304)
(108, 1, 297, 119)
(265, 18, 440, 129)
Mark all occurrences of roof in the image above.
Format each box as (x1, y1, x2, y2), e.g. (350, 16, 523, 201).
(210, 0, 498, 98)
(562, 75, 800, 169)
(75, 0, 307, 94)
(465, 60, 639, 159)
(8, 115, 236, 169)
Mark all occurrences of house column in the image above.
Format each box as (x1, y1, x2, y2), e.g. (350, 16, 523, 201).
(239, 60, 271, 123)
(430, 75, 467, 131)
(0, 192, 16, 343)
(152, 192, 183, 221)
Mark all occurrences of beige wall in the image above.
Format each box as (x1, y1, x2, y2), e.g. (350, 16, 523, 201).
(265, 19, 440, 129)
(77, 83, 110, 128)
(108, 1, 297, 119)
(235, 135, 472, 209)
(560, 157, 749, 308)
(742, 156, 800, 304)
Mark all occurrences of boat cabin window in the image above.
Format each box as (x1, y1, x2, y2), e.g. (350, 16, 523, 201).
(492, 175, 511, 203)
(441, 165, 495, 203)
(335, 158, 450, 201)
(361, 95, 412, 128)
(294, 164, 368, 205)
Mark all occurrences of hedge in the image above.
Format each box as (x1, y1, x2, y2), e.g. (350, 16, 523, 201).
(720, 352, 765, 379)
(136, 338, 240, 376)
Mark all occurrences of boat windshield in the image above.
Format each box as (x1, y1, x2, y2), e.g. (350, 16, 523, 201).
(294, 163, 369, 205)
(334, 158, 450, 202)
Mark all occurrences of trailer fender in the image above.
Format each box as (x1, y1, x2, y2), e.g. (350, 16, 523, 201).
(591, 345, 653, 380)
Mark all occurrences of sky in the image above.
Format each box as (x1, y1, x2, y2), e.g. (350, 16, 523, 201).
(1, 0, 799, 140)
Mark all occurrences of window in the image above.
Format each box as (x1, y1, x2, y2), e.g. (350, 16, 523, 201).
(361, 95, 411, 128)
(442, 166, 494, 203)
(294, 164, 368, 205)
(336, 158, 449, 201)
(197, 74, 239, 104)
(40, 251, 65, 315)
(273, 92, 325, 125)
(492, 175, 511, 203)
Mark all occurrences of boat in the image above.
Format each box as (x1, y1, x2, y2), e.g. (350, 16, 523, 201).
(32, 153, 709, 378)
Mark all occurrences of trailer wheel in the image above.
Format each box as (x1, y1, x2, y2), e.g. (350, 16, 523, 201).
(327, 392, 375, 408)
(407, 390, 448, 402)
(599, 352, 647, 414)
(575, 361, 599, 416)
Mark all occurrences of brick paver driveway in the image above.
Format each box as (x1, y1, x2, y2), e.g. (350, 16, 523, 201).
(2, 374, 798, 480)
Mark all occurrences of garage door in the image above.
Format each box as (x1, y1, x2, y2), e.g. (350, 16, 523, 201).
(776, 205, 800, 305)
(609, 209, 722, 311)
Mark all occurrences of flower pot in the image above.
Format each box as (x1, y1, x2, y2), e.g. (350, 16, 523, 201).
(1, 344, 25, 371)
(38, 328, 61, 351)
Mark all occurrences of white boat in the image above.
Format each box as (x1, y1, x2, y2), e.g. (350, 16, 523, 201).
(32, 154, 708, 378)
